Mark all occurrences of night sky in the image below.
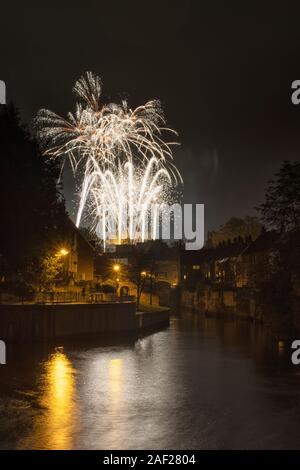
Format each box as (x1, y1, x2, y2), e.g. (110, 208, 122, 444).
(1, 1, 300, 233)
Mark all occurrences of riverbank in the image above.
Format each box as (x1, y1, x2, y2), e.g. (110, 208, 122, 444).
(180, 285, 300, 339)
(0, 302, 170, 342)
(137, 304, 170, 331)
(181, 286, 259, 319)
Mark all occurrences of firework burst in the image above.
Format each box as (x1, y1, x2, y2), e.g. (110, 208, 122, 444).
(36, 72, 182, 247)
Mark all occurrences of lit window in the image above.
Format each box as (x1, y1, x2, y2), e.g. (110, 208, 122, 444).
(192, 265, 200, 270)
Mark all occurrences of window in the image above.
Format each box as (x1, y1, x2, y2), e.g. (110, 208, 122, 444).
(192, 265, 200, 270)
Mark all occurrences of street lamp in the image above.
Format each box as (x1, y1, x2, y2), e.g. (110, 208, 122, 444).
(59, 248, 69, 256)
(112, 264, 121, 295)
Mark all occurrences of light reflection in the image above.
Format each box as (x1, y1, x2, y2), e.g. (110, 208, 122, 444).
(106, 358, 124, 446)
(10, 316, 299, 450)
(108, 358, 123, 406)
(42, 349, 75, 449)
(20, 348, 76, 449)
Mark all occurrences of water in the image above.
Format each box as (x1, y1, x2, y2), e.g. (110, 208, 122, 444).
(1, 311, 300, 450)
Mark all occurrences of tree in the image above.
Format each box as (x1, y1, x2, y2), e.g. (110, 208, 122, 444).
(39, 254, 64, 290)
(254, 161, 300, 332)
(94, 253, 126, 291)
(127, 246, 152, 308)
(143, 240, 169, 305)
(253, 234, 297, 335)
(0, 104, 67, 291)
(125, 241, 173, 307)
(257, 160, 300, 232)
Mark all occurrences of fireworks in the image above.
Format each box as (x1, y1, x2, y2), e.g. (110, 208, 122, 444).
(36, 72, 182, 248)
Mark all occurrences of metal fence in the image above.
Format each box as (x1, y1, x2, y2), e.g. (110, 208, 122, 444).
(0, 291, 136, 305)
(35, 291, 136, 304)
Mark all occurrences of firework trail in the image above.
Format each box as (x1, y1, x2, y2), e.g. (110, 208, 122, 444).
(36, 72, 182, 247)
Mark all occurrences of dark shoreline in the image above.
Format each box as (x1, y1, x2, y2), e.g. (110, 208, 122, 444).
(0, 302, 170, 343)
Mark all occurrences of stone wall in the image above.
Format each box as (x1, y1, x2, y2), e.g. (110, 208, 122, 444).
(180, 286, 259, 319)
(0, 302, 136, 342)
(0, 302, 170, 342)
(136, 310, 170, 330)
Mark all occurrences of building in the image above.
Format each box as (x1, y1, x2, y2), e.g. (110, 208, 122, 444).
(180, 228, 284, 292)
(100, 242, 180, 286)
(207, 216, 261, 248)
(63, 220, 95, 283)
(235, 230, 280, 288)
(153, 251, 180, 287)
(181, 238, 249, 288)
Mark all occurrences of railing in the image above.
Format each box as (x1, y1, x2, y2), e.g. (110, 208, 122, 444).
(0, 291, 136, 305)
(34, 291, 136, 304)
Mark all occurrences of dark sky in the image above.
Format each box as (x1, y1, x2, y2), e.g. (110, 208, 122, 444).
(1, 0, 300, 232)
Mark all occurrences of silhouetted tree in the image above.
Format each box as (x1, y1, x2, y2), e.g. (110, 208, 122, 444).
(39, 253, 64, 290)
(127, 246, 152, 308)
(144, 240, 169, 305)
(254, 161, 300, 333)
(257, 160, 300, 231)
(0, 104, 67, 292)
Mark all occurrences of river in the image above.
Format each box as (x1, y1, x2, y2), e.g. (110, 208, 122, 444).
(0, 311, 300, 449)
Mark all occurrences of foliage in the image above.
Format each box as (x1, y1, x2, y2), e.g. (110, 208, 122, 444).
(0, 104, 67, 290)
(95, 253, 126, 289)
(39, 254, 64, 290)
(126, 241, 172, 306)
(126, 247, 151, 307)
(251, 230, 300, 334)
(257, 160, 300, 231)
(253, 161, 300, 333)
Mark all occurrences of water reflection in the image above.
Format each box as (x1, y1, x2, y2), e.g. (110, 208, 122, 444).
(19, 348, 76, 449)
(109, 358, 123, 405)
(1, 313, 300, 450)
(107, 358, 123, 446)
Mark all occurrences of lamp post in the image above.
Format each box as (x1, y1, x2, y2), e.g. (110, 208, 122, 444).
(112, 264, 121, 294)
(57, 248, 69, 274)
(57, 248, 70, 296)
(113, 264, 120, 273)
(59, 248, 69, 257)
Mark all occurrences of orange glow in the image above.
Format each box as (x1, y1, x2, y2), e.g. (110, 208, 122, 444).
(109, 358, 123, 397)
(28, 349, 76, 450)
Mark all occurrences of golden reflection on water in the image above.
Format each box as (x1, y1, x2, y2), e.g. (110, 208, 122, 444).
(20, 348, 76, 449)
(107, 358, 123, 445)
(108, 358, 123, 406)
(43, 349, 75, 449)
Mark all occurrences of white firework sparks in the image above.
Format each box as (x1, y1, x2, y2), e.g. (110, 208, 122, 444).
(36, 72, 182, 248)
